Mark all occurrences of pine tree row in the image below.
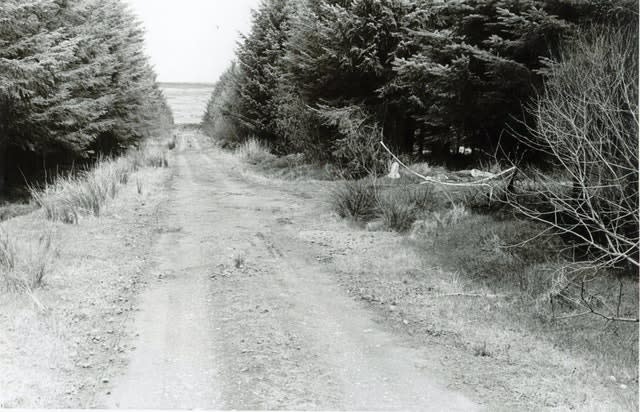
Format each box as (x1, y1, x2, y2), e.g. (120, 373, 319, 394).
(203, 0, 636, 173)
(0, 0, 172, 191)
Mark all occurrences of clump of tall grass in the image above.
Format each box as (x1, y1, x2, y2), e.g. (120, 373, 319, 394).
(0, 228, 54, 292)
(31, 145, 170, 223)
(377, 199, 417, 232)
(30, 157, 132, 224)
(235, 138, 275, 165)
(128, 147, 169, 170)
(143, 149, 169, 168)
(331, 179, 378, 221)
(376, 191, 419, 232)
(332, 180, 436, 231)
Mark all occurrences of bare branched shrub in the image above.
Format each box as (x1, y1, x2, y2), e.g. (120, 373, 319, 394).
(511, 26, 639, 271)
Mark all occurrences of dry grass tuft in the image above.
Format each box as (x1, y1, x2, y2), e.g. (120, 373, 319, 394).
(30, 145, 169, 223)
(128, 146, 169, 171)
(331, 180, 436, 232)
(30, 158, 130, 223)
(331, 179, 378, 222)
(375, 186, 435, 232)
(143, 149, 169, 168)
(0, 228, 55, 292)
(235, 138, 275, 165)
(376, 192, 418, 232)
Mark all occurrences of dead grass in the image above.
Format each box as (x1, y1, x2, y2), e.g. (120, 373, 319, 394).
(30, 146, 169, 224)
(410, 207, 638, 408)
(376, 192, 418, 232)
(141, 149, 169, 168)
(136, 178, 144, 195)
(233, 140, 336, 181)
(260, 155, 336, 181)
(0, 227, 55, 293)
(129, 146, 169, 170)
(30, 158, 130, 223)
(235, 138, 275, 165)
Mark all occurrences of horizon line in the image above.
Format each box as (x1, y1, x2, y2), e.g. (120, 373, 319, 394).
(159, 81, 216, 86)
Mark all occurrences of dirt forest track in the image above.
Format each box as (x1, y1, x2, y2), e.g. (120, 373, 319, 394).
(98, 127, 477, 410)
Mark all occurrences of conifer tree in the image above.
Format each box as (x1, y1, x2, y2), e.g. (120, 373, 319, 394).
(202, 64, 242, 143)
(203, 0, 637, 167)
(0, 0, 172, 191)
(233, 0, 292, 149)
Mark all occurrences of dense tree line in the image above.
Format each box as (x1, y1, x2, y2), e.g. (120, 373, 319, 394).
(0, 0, 172, 191)
(203, 0, 636, 169)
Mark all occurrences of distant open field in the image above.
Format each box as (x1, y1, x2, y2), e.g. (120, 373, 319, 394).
(160, 82, 214, 125)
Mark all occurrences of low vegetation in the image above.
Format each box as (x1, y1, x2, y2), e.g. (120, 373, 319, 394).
(0, 228, 54, 293)
(331, 180, 378, 222)
(235, 139, 336, 181)
(327, 172, 637, 407)
(0, 142, 169, 294)
(332, 171, 638, 317)
(331, 179, 436, 232)
(30, 147, 169, 224)
(235, 139, 276, 165)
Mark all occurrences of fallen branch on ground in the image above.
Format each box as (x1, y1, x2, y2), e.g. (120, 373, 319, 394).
(380, 142, 516, 189)
(431, 292, 506, 299)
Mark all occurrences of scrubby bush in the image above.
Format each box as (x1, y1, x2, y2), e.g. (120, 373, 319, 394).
(511, 26, 639, 272)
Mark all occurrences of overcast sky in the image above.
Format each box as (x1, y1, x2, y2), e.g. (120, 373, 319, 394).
(124, 0, 261, 84)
